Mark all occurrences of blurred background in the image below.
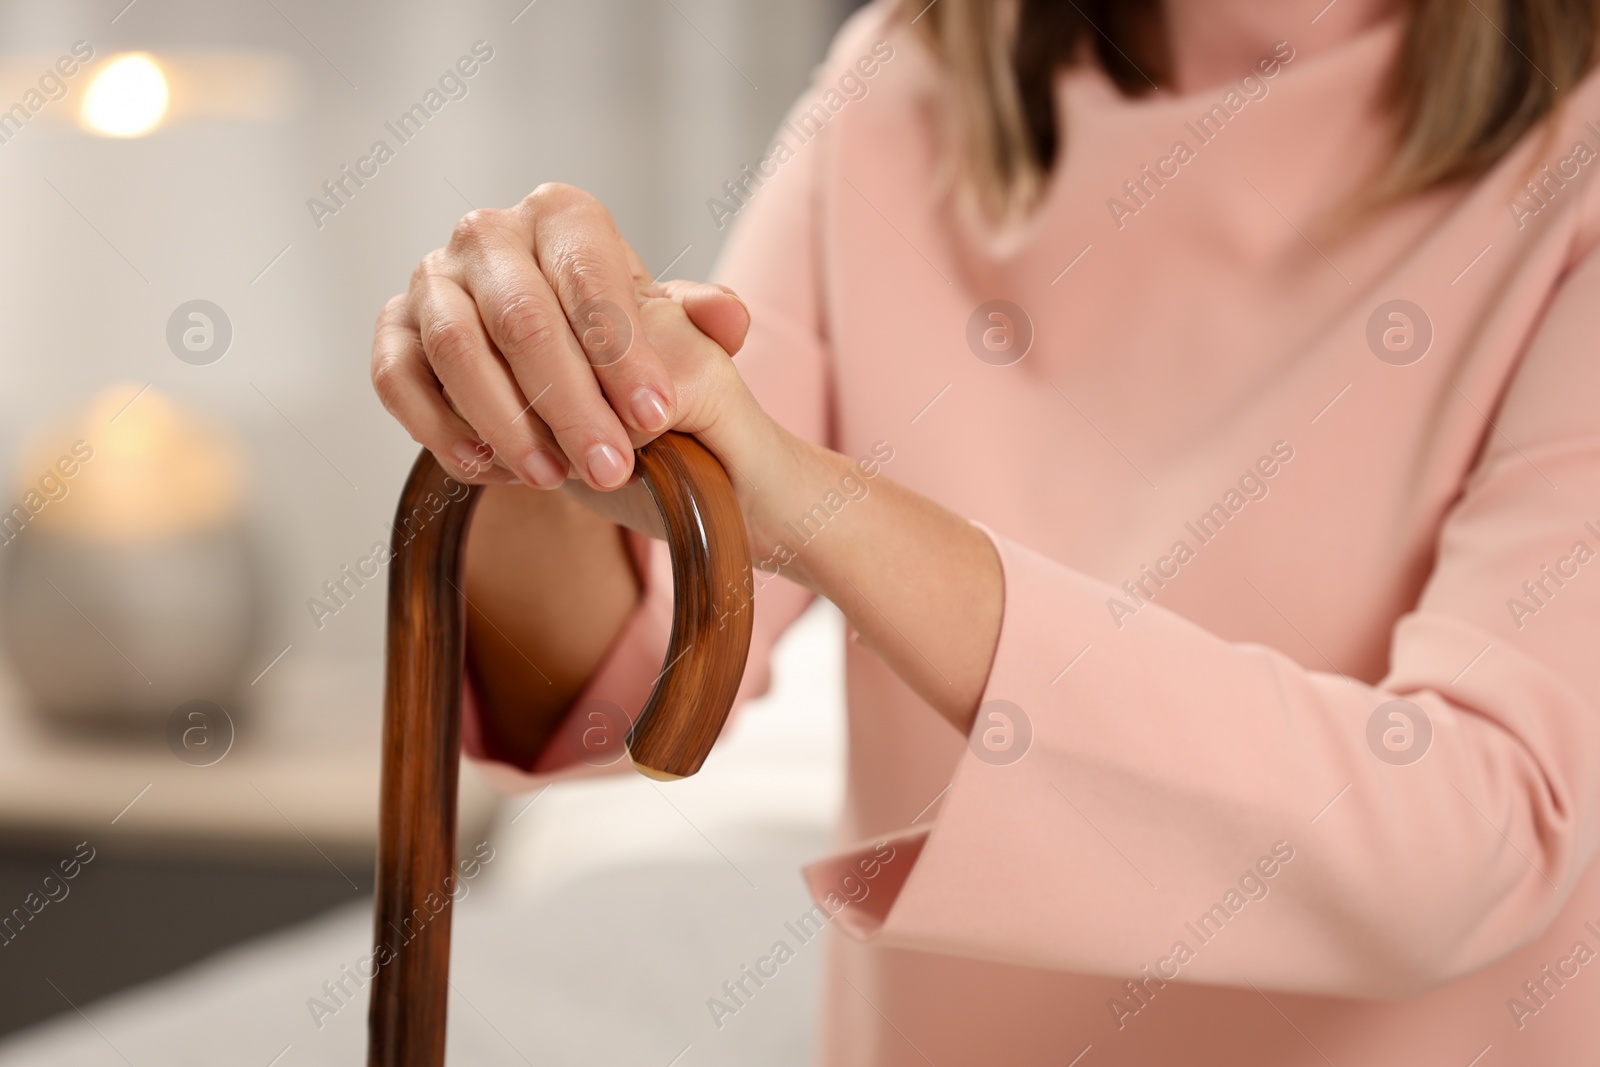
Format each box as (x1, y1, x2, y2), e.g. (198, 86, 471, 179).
(0, 0, 858, 1062)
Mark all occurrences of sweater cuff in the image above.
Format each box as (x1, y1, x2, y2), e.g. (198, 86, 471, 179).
(799, 525, 1123, 969)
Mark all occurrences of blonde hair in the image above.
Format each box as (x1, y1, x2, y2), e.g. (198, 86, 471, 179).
(917, 0, 1600, 224)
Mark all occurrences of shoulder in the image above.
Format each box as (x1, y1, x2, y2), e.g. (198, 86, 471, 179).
(795, 1, 944, 127)
(1488, 67, 1600, 265)
(819, 0, 909, 72)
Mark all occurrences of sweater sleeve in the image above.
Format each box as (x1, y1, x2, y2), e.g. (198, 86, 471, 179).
(460, 11, 883, 791)
(802, 244, 1600, 998)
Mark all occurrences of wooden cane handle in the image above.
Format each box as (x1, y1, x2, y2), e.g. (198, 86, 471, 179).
(627, 433, 755, 778)
(368, 433, 753, 1067)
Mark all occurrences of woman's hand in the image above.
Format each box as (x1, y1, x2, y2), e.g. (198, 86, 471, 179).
(370, 183, 1003, 734)
(369, 182, 757, 516)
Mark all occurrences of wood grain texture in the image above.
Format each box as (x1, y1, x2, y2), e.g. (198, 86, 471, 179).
(368, 432, 753, 1067)
(368, 450, 480, 1067)
(627, 433, 755, 778)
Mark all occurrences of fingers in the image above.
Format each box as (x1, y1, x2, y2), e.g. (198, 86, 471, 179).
(656, 280, 751, 357)
(521, 185, 680, 435)
(375, 184, 755, 499)
(635, 296, 745, 437)
(408, 262, 571, 489)
(370, 296, 518, 485)
(445, 207, 639, 490)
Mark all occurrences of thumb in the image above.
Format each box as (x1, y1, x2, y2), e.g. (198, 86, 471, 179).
(655, 280, 751, 357)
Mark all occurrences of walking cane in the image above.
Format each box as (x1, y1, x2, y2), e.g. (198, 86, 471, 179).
(367, 433, 754, 1066)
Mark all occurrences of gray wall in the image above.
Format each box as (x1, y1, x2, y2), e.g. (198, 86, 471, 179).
(0, 0, 844, 671)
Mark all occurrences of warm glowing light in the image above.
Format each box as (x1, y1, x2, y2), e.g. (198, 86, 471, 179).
(20, 385, 247, 544)
(79, 53, 169, 137)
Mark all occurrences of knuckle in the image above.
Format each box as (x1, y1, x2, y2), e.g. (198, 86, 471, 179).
(523, 183, 617, 234)
(448, 208, 501, 251)
(492, 294, 562, 356)
(540, 402, 605, 443)
(638, 295, 690, 335)
(423, 319, 479, 372)
(412, 250, 450, 289)
(370, 354, 404, 405)
(377, 293, 408, 326)
(576, 306, 636, 370)
(639, 293, 683, 315)
(525, 182, 584, 215)
(561, 251, 612, 306)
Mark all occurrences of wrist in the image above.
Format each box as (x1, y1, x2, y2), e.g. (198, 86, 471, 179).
(740, 431, 894, 595)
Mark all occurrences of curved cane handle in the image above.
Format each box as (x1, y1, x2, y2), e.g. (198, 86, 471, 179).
(368, 433, 753, 1067)
(627, 433, 755, 777)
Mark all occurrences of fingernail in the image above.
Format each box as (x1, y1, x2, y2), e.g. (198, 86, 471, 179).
(522, 449, 567, 488)
(454, 440, 492, 477)
(586, 442, 629, 489)
(630, 387, 671, 432)
(712, 283, 748, 313)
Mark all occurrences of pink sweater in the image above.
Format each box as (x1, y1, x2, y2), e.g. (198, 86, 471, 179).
(465, 2, 1600, 1062)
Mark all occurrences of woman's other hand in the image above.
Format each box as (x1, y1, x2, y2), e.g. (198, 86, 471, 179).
(369, 182, 752, 505)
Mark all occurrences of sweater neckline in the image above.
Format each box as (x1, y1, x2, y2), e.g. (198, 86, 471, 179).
(946, 12, 1404, 261)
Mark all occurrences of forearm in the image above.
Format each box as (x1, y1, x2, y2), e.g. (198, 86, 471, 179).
(461, 484, 638, 766)
(748, 429, 1003, 734)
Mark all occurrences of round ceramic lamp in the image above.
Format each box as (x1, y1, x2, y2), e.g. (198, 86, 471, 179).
(368, 435, 753, 1067)
(0, 388, 262, 730)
